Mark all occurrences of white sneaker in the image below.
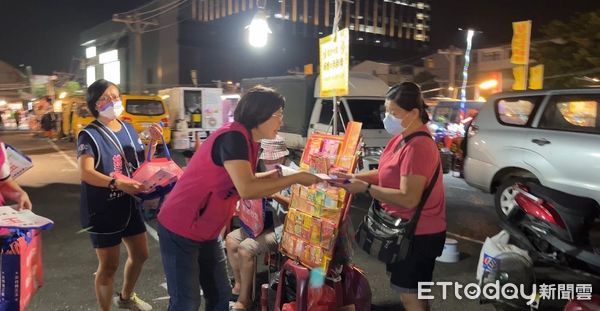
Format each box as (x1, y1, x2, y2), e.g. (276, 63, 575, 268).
(113, 292, 153, 311)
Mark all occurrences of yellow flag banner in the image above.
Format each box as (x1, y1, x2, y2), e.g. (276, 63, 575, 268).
(319, 28, 349, 97)
(513, 66, 527, 90)
(529, 64, 544, 90)
(511, 21, 532, 65)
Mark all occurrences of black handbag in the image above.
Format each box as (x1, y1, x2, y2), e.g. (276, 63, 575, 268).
(355, 132, 442, 264)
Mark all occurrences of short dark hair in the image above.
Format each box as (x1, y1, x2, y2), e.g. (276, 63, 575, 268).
(386, 82, 430, 123)
(86, 79, 118, 118)
(234, 86, 285, 129)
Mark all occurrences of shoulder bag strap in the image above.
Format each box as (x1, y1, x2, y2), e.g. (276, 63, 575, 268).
(394, 131, 432, 153)
(397, 131, 442, 231)
(408, 161, 441, 229)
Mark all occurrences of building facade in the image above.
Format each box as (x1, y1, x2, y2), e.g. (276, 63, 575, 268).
(423, 43, 514, 99)
(81, 0, 431, 93)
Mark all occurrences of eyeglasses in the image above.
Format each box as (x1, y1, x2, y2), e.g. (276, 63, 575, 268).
(98, 95, 120, 103)
(271, 112, 284, 120)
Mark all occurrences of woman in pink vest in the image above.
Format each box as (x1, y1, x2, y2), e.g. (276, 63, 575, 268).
(157, 86, 321, 311)
(0, 142, 32, 210)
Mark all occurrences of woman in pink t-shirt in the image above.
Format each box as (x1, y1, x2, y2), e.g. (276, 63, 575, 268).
(338, 82, 446, 311)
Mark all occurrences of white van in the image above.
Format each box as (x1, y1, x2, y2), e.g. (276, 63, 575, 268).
(242, 72, 391, 170)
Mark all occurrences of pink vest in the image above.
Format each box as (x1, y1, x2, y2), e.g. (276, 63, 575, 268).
(158, 122, 259, 241)
(0, 142, 8, 205)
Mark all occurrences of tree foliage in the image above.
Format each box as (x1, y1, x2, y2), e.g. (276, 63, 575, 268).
(531, 10, 600, 88)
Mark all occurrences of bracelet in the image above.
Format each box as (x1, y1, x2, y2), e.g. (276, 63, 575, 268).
(365, 183, 372, 194)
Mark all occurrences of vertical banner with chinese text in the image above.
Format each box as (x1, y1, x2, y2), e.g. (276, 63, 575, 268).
(511, 20, 532, 90)
(529, 64, 544, 90)
(511, 20, 531, 65)
(319, 28, 349, 97)
(512, 66, 527, 91)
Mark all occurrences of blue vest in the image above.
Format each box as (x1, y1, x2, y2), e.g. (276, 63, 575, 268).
(79, 120, 145, 234)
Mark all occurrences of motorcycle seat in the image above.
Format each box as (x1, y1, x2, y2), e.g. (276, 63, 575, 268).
(527, 182, 599, 218)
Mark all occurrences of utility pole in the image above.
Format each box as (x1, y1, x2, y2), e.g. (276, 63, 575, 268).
(112, 13, 157, 93)
(437, 46, 462, 98)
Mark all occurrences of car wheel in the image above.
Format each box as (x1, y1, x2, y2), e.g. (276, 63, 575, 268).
(494, 177, 538, 221)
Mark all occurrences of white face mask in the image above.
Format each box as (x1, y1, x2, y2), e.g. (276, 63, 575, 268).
(98, 100, 123, 120)
(383, 112, 404, 135)
(382, 112, 416, 135)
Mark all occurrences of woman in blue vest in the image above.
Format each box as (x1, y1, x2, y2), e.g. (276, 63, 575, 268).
(157, 86, 321, 311)
(77, 79, 161, 311)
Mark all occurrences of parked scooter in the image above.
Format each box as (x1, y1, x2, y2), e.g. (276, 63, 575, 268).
(501, 182, 600, 274)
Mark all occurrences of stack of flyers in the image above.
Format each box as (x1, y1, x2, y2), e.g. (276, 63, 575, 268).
(5, 144, 33, 179)
(114, 168, 178, 195)
(0, 205, 53, 230)
(141, 168, 178, 192)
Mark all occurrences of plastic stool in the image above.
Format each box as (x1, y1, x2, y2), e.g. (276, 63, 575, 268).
(274, 259, 310, 311)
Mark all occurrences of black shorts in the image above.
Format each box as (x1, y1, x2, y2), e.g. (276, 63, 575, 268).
(89, 204, 147, 248)
(386, 231, 446, 293)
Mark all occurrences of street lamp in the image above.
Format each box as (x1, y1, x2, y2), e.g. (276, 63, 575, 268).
(247, 0, 271, 48)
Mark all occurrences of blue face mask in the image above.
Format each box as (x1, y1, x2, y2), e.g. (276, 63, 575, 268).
(383, 112, 404, 135)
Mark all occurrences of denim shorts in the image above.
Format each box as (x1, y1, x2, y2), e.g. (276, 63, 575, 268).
(158, 223, 231, 311)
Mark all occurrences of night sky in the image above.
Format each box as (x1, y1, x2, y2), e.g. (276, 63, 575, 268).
(0, 0, 597, 75)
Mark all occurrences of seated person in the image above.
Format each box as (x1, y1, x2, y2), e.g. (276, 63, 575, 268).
(226, 136, 291, 311)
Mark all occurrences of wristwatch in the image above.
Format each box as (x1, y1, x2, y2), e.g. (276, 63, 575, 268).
(365, 183, 372, 194)
(108, 178, 117, 191)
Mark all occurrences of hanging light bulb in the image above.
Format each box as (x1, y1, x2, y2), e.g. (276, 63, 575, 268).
(247, 1, 271, 48)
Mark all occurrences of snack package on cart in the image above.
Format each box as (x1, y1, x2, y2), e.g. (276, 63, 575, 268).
(279, 121, 362, 271)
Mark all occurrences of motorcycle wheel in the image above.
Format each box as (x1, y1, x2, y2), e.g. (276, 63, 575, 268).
(494, 177, 539, 222)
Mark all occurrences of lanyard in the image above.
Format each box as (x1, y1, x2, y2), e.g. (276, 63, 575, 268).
(90, 120, 140, 177)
